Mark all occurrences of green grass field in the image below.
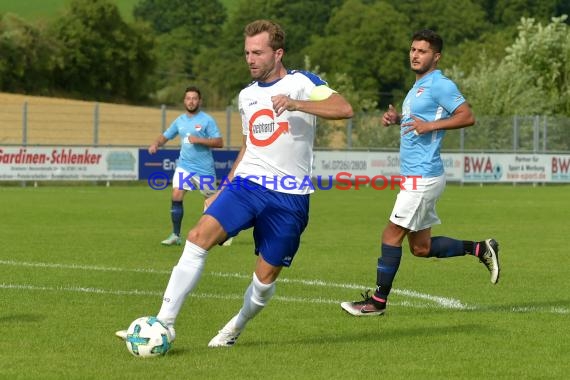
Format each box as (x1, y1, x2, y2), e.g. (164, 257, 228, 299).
(0, 0, 140, 21)
(0, 0, 238, 21)
(0, 184, 568, 379)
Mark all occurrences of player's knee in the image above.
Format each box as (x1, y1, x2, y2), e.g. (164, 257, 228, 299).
(171, 189, 185, 202)
(186, 228, 204, 246)
(186, 222, 223, 249)
(410, 245, 430, 257)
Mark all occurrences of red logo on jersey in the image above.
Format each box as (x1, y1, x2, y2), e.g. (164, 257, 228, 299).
(194, 124, 202, 131)
(416, 87, 424, 97)
(248, 109, 289, 147)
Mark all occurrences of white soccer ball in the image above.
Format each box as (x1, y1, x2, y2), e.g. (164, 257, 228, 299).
(125, 316, 172, 357)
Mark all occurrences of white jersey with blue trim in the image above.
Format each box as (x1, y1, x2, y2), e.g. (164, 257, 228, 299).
(400, 69, 465, 177)
(163, 111, 221, 177)
(235, 70, 328, 194)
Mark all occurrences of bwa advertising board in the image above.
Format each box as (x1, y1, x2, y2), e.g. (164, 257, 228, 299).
(312, 152, 570, 183)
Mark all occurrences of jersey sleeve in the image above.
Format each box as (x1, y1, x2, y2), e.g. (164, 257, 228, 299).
(163, 118, 179, 140)
(432, 77, 466, 115)
(295, 70, 329, 100)
(205, 115, 222, 138)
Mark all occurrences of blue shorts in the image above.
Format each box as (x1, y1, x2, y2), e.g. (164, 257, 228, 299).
(205, 177, 310, 267)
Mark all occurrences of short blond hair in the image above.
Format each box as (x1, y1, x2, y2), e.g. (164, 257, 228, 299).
(244, 19, 285, 51)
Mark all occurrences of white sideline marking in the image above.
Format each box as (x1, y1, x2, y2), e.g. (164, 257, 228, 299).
(1, 260, 568, 314)
(210, 271, 470, 309)
(509, 306, 569, 314)
(0, 283, 161, 297)
(0, 283, 438, 309)
(0, 259, 172, 275)
(0, 259, 466, 309)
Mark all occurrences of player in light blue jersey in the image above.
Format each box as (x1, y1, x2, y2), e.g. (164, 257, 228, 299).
(342, 30, 501, 317)
(147, 86, 224, 246)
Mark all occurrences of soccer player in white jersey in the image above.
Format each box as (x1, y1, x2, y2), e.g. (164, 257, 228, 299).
(116, 20, 353, 346)
(147, 86, 225, 246)
(341, 29, 500, 317)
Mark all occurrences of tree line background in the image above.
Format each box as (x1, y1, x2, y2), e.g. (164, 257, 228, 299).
(1, 0, 570, 120)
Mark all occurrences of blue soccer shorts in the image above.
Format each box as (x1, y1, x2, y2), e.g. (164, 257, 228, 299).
(205, 177, 310, 267)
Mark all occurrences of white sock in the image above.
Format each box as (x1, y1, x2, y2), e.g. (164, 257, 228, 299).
(157, 241, 208, 326)
(232, 273, 276, 331)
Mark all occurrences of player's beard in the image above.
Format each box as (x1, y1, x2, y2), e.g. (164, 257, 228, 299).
(185, 104, 199, 114)
(250, 68, 270, 82)
(250, 62, 277, 82)
(411, 58, 436, 75)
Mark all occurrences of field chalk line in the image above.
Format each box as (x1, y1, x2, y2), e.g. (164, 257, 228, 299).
(0, 259, 567, 315)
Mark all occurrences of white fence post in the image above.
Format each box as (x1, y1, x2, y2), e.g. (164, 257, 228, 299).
(93, 103, 99, 146)
(22, 101, 28, 145)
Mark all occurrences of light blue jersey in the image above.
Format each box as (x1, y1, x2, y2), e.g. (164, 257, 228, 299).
(400, 70, 465, 177)
(163, 111, 221, 177)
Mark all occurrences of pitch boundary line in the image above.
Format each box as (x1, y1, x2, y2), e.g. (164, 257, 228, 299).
(0, 283, 435, 309)
(0, 259, 467, 310)
(1, 282, 568, 314)
(1, 259, 568, 314)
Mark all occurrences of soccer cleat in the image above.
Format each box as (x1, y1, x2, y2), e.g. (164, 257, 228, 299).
(340, 290, 386, 316)
(222, 237, 233, 247)
(115, 325, 176, 342)
(166, 325, 176, 342)
(208, 327, 241, 348)
(161, 233, 181, 246)
(479, 238, 500, 284)
(115, 330, 128, 340)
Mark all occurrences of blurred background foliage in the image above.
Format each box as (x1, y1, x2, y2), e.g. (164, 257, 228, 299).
(1, 0, 570, 122)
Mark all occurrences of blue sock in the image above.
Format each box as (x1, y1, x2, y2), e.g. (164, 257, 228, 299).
(428, 236, 469, 258)
(374, 244, 402, 302)
(171, 200, 183, 236)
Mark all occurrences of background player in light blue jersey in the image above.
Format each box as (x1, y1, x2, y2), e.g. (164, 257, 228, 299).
(342, 30, 501, 317)
(147, 86, 224, 246)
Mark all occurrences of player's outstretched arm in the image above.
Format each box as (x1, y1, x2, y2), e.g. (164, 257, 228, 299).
(148, 135, 168, 154)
